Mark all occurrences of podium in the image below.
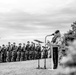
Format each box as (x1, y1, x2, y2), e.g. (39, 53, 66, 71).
(51, 44, 59, 69)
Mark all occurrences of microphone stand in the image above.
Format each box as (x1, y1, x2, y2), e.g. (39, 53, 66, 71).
(44, 35, 52, 69)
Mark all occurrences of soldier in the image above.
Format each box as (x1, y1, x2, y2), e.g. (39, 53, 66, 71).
(11, 42, 17, 62)
(38, 44, 41, 59)
(35, 44, 38, 59)
(6, 42, 12, 62)
(32, 43, 36, 60)
(22, 43, 27, 61)
(1, 44, 7, 62)
(51, 30, 63, 69)
(42, 46, 48, 59)
(0, 46, 2, 63)
(25, 41, 30, 60)
(35, 44, 39, 59)
(16, 43, 22, 61)
(20, 43, 26, 61)
(36, 44, 41, 59)
(29, 42, 34, 60)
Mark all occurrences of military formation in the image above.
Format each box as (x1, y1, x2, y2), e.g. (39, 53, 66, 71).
(1, 21, 76, 65)
(0, 41, 49, 63)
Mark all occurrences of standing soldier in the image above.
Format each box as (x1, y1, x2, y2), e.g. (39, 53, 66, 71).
(20, 43, 25, 61)
(22, 43, 27, 61)
(6, 42, 12, 62)
(11, 42, 17, 62)
(32, 43, 35, 60)
(1, 45, 4, 62)
(38, 44, 41, 59)
(35, 44, 38, 59)
(16, 43, 22, 61)
(51, 30, 63, 69)
(1, 44, 7, 62)
(3, 45, 7, 62)
(25, 41, 30, 60)
(36, 44, 41, 59)
(0, 46, 2, 63)
(42, 46, 48, 59)
(29, 42, 34, 60)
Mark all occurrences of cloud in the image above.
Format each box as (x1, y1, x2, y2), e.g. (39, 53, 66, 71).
(0, 0, 76, 45)
(0, 0, 72, 14)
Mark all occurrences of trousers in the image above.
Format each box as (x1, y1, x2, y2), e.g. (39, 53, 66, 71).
(53, 47, 58, 69)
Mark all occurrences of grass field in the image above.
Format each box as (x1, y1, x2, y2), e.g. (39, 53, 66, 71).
(0, 59, 59, 75)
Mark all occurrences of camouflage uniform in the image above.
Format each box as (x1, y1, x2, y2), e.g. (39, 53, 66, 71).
(1, 45, 7, 62)
(1, 50, 4, 62)
(21, 44, 26, 61)
(0, 49, 1, 63)
(6, 45, 12, 62)
(16, 44, 22, 61)
(43, 49, 48, 59)
(11, 45, 17, 62)
(6, 50, 11, 62)
(20, 50, 25, 61)
(29, 45, 33, 60)
(25, 43, 30, 60)
(16, 50, 21, 61)
(51, 30, 63, 69)
(36, 45, 41, 59)
(32, 44, 35, 60)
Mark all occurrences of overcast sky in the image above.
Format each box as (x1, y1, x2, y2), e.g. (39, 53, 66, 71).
(0, 0, 76, 45)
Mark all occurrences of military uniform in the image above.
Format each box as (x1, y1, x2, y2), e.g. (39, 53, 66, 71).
(52, 46, 59, 69)
(16, 51, 21, 61)
(6, 45, 12, 62)
(16, 46, 22, 61)
(20, 50, 25, 61)
(0, 50, 1, 63)
(22, 45, 26, 61)
(51, 30, 63, 69)
(43, 49, 48, 59)
(1, 52, 3, 62)
(36, 45, 41, 59)
(6, 50, 11, 62)
(3, 48, 7, 62)
(25, 44, 30, 60)
(1, 46, 7, 62)
(29, 45, 34, 60)
(11, 50, 17, 62)
(32, 45, 35, 60)
(11, 45, 17, 62)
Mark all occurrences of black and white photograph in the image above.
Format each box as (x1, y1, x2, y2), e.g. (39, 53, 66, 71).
(0, 0, 76, 75)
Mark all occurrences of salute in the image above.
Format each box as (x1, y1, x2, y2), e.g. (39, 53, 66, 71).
(51, 30, 63, 69)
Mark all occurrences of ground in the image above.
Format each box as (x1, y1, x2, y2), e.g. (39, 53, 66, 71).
(0, 59, 59, 75)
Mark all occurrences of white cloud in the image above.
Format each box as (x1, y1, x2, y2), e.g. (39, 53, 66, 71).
(0, 0, 73, 14)
(0, 0, 76, 45)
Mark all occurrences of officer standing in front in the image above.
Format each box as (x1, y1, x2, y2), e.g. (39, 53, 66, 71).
(51, 30, 63, 69)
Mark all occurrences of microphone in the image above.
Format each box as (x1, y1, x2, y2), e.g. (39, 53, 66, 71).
(51, 33, 54, 36)
(46, 33, 54, 37)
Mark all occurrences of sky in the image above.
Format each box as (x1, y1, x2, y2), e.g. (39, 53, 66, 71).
(0, 0, 76, 45)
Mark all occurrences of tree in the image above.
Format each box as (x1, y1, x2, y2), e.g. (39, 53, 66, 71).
(64, 21, 76, 46)
(56, 21, 76, 75)
(57, 41, 76, 75)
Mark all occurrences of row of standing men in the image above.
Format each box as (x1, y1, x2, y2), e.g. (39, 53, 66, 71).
(0, 41, 48, 63)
